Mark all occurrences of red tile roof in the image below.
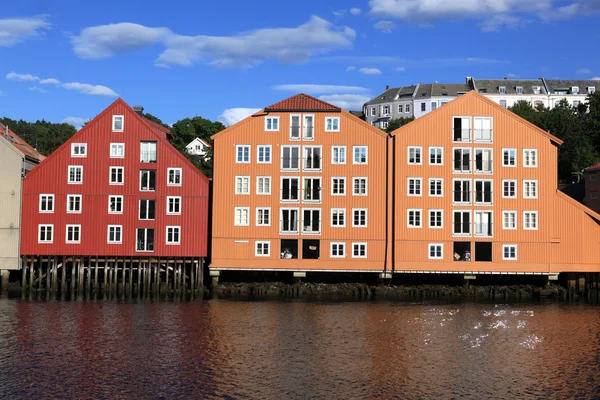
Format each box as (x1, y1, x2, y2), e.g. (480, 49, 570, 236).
(0, 122, 43, 162)
(198, 138, 212, 148)
(585, 162, 600, 172)
(264, 93, 341, 112)
(143, 118, 171, 140)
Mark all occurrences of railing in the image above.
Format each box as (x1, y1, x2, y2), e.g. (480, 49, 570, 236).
(474, 160, 493, 173)
(290, 126, 300, 140)
(452, 223, 471, 236)
(453, 190, 471, 204)
(474, 223, 493, 237)
(281, 157, 300, 171)
(453, 158, 471, 173)
(137, 240, 155, 252)
(474, 190, 493, 204)
(303, 155, 321, 170)
(140, 151, 157, 163)
(474, 129, 493, 142)
(280, 219, 299, 234)
(303, 126, 314, 140)
(453, 129, 471, 142)
(302, 220, 321, 234)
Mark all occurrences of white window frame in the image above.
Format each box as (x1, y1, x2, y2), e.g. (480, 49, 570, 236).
(108, 195, 123, 214)
(331, 208, 346, 228)
(352, 177, 368, 196)
(330, 242, 345, 258)
(325, 116, 340, 132)
(110, 143, 125, 158)
(256, 207, 271, 227)
(255, 241, 271, 257)
(112, 115, 124, 132)
(453, 210, 472, 237)
(39, 194, 54, 213)
(523, 180, 538, 199)
(331, 177, 346, 196)
(303, 145, 322, 171)
(167, 168, 182, 186)
(166, 196, 182, 215)
(139, 199, 156, 221)
(398, 104, 403, 113)
(502, 148, 516, 167)
(65, 224, 81, 244)
(474, 179, 493, 205)
(301, 208, 321, 235)
(68, 165, 83, 184)
(257, 145, 272, 164)
(453, 147, 472, 173)
(66, 194, 82, 214)
(523, 149, 538, 168)
(281, 145, 300, 171)
(107, 225, 122, 244)
(499, 86, 506, 94)
(516, 86, 523, 95)
(281, 176, 300, 202)
(452, 116, 471, 142)
(502, 180, 517, 199)
(428, 243, 443, 260)
(331, 146, 346, 164)
(407, 177, 422, 197)
(353, 146, 368, 165)
(502, 211, 517, 230)
(407, 208, 422, 228)
(38, 224, 53, 244)
(234, 207, 250, 226)
(473, 117, 493, 143)
(352, 243, 367, 259)
(429, 209, 443, 229)
(136, 228, 155, 252)
(280, 208, 300, 234)
(71, 143, 87, 158)
(523, 211, 539, 230)
(502, 245, 518, 260)
(474, 148, 493, 174)
(265, 116, 279, 132)
(352, 208, 368, 228)
(289, 114, 301, 140)
(303, 114, 315, 140)
(474, 210, 494, 237)
(166, 226, 181, 245)
(235, 176, 251, 195)
(236, 145, 251, 164)
(109, 166, 124, 185)
(429, 147, 443, 165)
(429, 178, 443, 197)
(302, 177, 322, 203)
(140, 141, 157, 163)
(452, 178, 472, 205)
(256, 176, 272, 195)
(408, 146, 422, 165)
(140, 170, 156, 191)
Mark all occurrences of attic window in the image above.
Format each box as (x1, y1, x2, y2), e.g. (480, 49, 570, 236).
(499, 86, 506, 94)
(112, 115, 124, 132)
(516, 86, 523, 95)
(532, 86, 541, 95)
(479, 89, 487, 94)
(571, 86, 579, 94)
(589, 87, 596, 94)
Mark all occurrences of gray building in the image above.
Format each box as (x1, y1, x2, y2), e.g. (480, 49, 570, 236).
(364, 85, 417, 129)
(412, 83, 471, 118)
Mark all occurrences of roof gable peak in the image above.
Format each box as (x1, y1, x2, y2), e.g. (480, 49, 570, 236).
(264, 93, 341, 112)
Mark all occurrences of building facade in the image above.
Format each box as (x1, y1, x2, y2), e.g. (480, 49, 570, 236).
(583, 163, 600, 214)
(364, 85, 416, 128)
(186, 137, 212, 160)
(543, 79, 598, 108)
(469, 78, 549, 109)
(412, 83, 471, 118)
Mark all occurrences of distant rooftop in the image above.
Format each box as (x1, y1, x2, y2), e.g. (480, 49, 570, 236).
(265, 93, 341, 112)
(0, 122, 43, 163)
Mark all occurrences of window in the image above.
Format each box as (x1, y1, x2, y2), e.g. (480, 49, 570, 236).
(453, 211, 471, 236)
(383, 105, 390, 115)
(303, 177, 321, 202)
(139, 199, 156, 220)
(136, 228, 154, 252)
(371, 107, 376, 116)
(325, 117, 340, 132)
(431, 102, 437, 111)
(499, 86, 506, 94)
(236, 145, 250, 163)
(408, 146, 422, 165)
(331, 208, 346, 227)
(440, 102, 447, 107)
(331, 242, 345, 258)
(332, 146, 346, 164)
(429, 178, 443, 197)
(453, 117, 471, 142)
(280, 208, 299, 233)
(571, 86, 579, 95)
(281, 146, 300, 170)
(39, 194, 54, 213)
(499, 100, 507, 108)
(523, 180, 538, 199)
(502, 245, 517, 260)
(67, 195, 81, 213)
(573, 100, 580, 108)
(429, 147, 443, 165)
(112, 115, 124, 132)
(503, 148, 516, 167)
(453, 148, 471, 173)
(110, 143, 125, 158)
(398, 104, 403, 113)
(66, 224, 81, 244)
(257, 176, 271, 195)
(516, 86, 523, 95)
(353, 177, 368, 196)
(265, 116, 279, 131)
(140, 141, 157, 163)
(290, 114, 300, 139)
(235, 176, 250, 195)
(592, 192, 599, 200)
(303, 146, 322, 170)
(167, 196, 181, 215)
(407, 178, 422, 196)
(406, 104, 410, 113)
(429, 210, 443, 229)
(352, 243, 367, 258)
(257, 145, 272, 164)
(523, 211, 538, 230)
(110, 166, 124, 185)
(331, 177, 346, 196)
(167, 168, 182, 186)
(523, 149, 537, 167)
(108, 196, 123, 214)
(421, 103, 426, 112)
(474, 211, 493, 237)
(234, 207, 250, 226)
(256, 241, 270, 257)
(533, 86, 541, 95)
(302, 209, 321, 234)
(71, 143, 87, 157)
(474, 117, 492, 142)
(38, 224, 53, 243)
(303, 115, 314, 139)
(501, 180, 517, 198)
(107, 225, 122, 244)
(474, 180, 493, 204)
(353, 146, 368, 164)
(166, 226, 180, 245)
(474, 149, 492, 173)
(407, 209, 422, 228)
(352, 209, 367, 227)
(68, 166, 83, 184)
(453, 179, 471, 204)
(503, 211, 517, 230)
(428, 244, 443, 259)
(281, 177, 299, 201)
(140, 170, 156, 191)
(256, 208, 271, 226)
(588, 87, 596, 94)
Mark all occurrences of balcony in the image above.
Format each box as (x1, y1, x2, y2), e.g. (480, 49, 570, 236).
(453, 129, 471, 142)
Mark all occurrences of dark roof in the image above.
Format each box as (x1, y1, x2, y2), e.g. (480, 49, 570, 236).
(265, 93, 340, 112)
(365, 86, 416, 106)
(349, 111, 365, 119)
(143, 118, 171, 140)
(473, 79, 546, 95)
(0, 122, 43, 162)
(544, 79, 599, 94)
(416, 83, 471, 98)
(559, 181, 585, 204)
(585, 162, 600, 172)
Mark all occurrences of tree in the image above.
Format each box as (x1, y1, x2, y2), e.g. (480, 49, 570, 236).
(385, 117, 415, 134)
(0, 117, 77, 156)
(143, 113, 169, 128)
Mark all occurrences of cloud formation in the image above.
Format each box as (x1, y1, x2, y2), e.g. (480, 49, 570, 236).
(359, 67, 382, 75)
(374, 20, 397, 33)
(6, 72, 39, 82)
(6, 72, 118, 97)
(273, 84, 370, 94)
(218, 108, 261, 127)
(350, 8, 362, 15)
(62, 117, 89, 130)
(0, 16, 51, 47)
(28, 86, 48, 94)
(577, 68, 591, 75)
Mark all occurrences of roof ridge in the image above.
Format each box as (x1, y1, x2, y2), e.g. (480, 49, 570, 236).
(264, 93, 341, 112)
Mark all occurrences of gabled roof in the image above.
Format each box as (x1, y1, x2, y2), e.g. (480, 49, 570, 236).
(365, 86, 416, 106)
(585, 162, 600, 172)
(143, 118, 171, 140)
(544, 79, 599, 94)
(416, 83, 471, 98)
(187, 137, 212, 148)
(264, 93, 341, 112)
(472, 79, 546, 95)
(0, 122, 43, 162)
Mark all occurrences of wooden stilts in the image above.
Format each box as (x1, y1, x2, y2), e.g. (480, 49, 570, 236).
(52, 256, 58, 294)
(128, 258, 133, 298)
(38, 257, 43, 292)
(61, 256, 66, 298)
(93, 259, 98, 296)
(28, 259, 33, 297)
(136, 260, 141, 298)
(78, 259, 84, 298)
(103, 262, 108, 297)
(45, 259, 51, 293)
(165, 259, 169, 295)
(21, 257, 26, 298)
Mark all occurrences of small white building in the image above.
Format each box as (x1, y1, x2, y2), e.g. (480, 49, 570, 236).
(185, 138, 212, 160)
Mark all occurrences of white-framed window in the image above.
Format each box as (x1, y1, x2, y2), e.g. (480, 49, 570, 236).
(71, 143, 87, 157)
(353, 146, 368, 164)
(39, 194, 54, 213)
(303, 146, 322, 171)
(108, 195, 123, 214)
(502, 245, 517, 260)
(453, 148, 471, 173)
(474, 117, 493, 142)
(303, 115, 314, 140)
(38, 224, 53, 243)
(429, 147, 443, 165)
(353, 177, 368, 196)
(474, 149, 493, 173)
(408, 146, 422, 165)
(371, 107, 376, 115)
(398, 104, 403, 113)
(140, 141, 157, 163)
(234, 207, 250, 226)
(352, 243, 367, 258)
(516, 86, 523, 95)
(166, 226, 181, 245)
(140, 170, 156, 191)
(499, 99, 507, 108)
(303, 177, 321, 202)
(331, 242, 345, 258)
(407, 209, 422, 228)
(290, 114, 301, 139)
(257, 145, 272, 164)
(429, 178, 443, 197)
(265, 116, 279, 132)
(428, 243, 443, 260)
(112, 115, 124, 132)
(167, 168, 182, 186)
(281, 177, 300, 202)
(383, 104, 391, 115)
(502, 180, 517, 198)
(256, 208, 271, 226)
(405, 104, 411, 113)
(499, 86, 506, 94)
(588, 87, 596, 95)
(502, 148, 516, 167)
(429, 210, 443, 229)
(523, 211, 538, 230)
(407, 177, 422, 196)
(139, 199, 156, 220)
(331, 177, 346, 196)
(453, 117, 471, 142)
(257, 176, 271, 195)
(453, 210, 471, 236)
(474, 179, 493, 205)
(325, 116, 340, 132)
(503, 211, 517, 230)
(331, 208, 346, 227)
(302, 208, 321, 234)
(65, 224, 81, 244)
(523, 149, 538, 168)
(68, 165, 83, 184)
(421, 102, 426, 112)
(109, 166, 124, 185)
(280, 208, 299, 234)
(235, 176, 250, 195)
(236, 145, 250, 163)
(107, 225, 122, 244)
(110, 143, 125, 158)
(352, 208, 367, 227)
(453, 179, 471, 204)
(136, 228, 155, 252)
(281, 145, 300, 171)
(167, 196, 181, 215)
(474, 211, 493, 237)
(571, 86, 579, 95)
(256, 241, 270, 257)
(332, 146, 346, 164)
(431, 102, 437, 111)
(523, 180, 538, 199)
(67, 194, 82, 213)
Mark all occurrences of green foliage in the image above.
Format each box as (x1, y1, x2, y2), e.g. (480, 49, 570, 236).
(385, 117, 415, 134)
(0, 117, 77, 156)
(143, 113, 169, 128)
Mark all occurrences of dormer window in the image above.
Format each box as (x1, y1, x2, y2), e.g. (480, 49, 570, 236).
(532, 86, 541, 94)
(499, 86, 506, 94)
(516, 86, 523, 95)
(571, 86, 579, 95)
(588, 87, 596, 94)
(112, 115, 124, 132)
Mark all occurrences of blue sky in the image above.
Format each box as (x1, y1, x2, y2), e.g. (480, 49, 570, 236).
(1, 0, 599, 128)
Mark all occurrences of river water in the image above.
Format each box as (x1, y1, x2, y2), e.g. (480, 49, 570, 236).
(0, 298, 599, 399)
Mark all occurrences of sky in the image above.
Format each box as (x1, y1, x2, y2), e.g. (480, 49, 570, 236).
(1, 0, 599, 129)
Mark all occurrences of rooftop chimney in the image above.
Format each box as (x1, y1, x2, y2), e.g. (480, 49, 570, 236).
(133, 106, 144, 115)
(504, 77, 508, 80)
(385, 85, 389, 90)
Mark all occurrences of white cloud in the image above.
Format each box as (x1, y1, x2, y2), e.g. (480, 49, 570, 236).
(62, 82, 119, 97)
(332, 10, 346, 17)
(28, 86, 48, 94)
(273, 84, 370, 94)
(395, 66, 405, 72)
(6, 72, 39, 81)
(40, 78, 61, 85)
(359, 67, 382, 75)
(323, 55, 508, 66)
(318, 94, 371, 110)
(346, 66, 356, 71)
(374, 20, 397, 33)
(62, 117, 89, 129)
(218, 108, 261, 126)
(72, 16, 356, 68)
(479, 14, 527, 31)
(577, 68, 591, 75)
(0, 16, 51, 47)
(350, 8, 362, 15)
(593, 77, 600, 80)
(507, 73, 519, 78)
